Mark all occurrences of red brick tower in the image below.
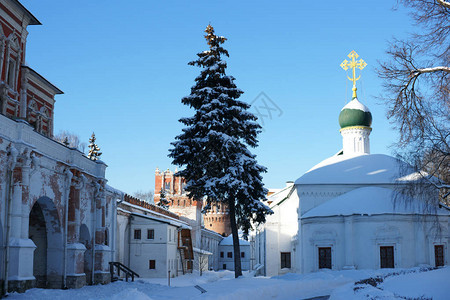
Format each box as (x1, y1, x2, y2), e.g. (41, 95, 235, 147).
(154, 168, 202, 220)
(203, 203, 231, 237)
(154, 168, 231, 236)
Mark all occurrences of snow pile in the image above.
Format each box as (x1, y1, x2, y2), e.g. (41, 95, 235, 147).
(139, 270, 236, 287)
(109, 288, 154, 300)
(331, 267, 450, 300)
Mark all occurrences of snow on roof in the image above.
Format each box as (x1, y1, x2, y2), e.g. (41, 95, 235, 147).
(201, 227, 225, 238)
(268, 184, 295, 208)
(302, 187, 449, 218)
(219, 234, 250, 246)
(105, 184, 124, 196)
(296, 154, 417, 185)
(193, 247, 213, 255)
(119, 202, 191, 229)
(341, 98, 370, 112)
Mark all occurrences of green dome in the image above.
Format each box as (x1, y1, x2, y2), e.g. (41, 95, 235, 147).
(339, 99, 372, 129)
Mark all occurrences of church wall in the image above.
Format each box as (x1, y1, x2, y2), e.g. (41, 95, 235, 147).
(300, 214, 449, 273)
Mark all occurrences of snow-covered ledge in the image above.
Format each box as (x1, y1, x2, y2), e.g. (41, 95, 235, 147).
(0, 114, 106, 178)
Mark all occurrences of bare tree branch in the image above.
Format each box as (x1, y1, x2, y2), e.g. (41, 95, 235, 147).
(379, 0, 449, 205)
(436, 0, 450, 10)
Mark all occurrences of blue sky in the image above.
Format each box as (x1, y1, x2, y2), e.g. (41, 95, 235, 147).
(21, 0, 414, 195)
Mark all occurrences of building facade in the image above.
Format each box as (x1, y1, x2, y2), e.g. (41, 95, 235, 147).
(0, 1, 114, 295)
(115, 195, 194, 278)
(218, 235, 251, 271)
(200, 228, 223, 270)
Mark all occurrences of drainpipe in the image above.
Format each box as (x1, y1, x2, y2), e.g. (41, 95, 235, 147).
(3, 145, 18, 294)
(63, 169, 73, 289)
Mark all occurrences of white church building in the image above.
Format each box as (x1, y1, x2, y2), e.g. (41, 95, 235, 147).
(255, 54, 449, 276)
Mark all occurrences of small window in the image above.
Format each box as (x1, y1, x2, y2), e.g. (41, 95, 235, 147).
(435, 245, 444, 267)
(134, 229, 141, 240)
(223, 264, 226, 270)
(227, 252, 232, 258)
(147, 229, 154, 240)
(174, 230, 176, 241)
(241, 252, 245, 258)
(220, 252, 224, 258)
(7, 60, 16, 88)
(281, 252, 291, 269)
(318, 247, 332, 269)
(169, 229, 172, 241)
(164, 182, 170, 191)
(149, 260, 156, 269)
(380, 246, 394, 268)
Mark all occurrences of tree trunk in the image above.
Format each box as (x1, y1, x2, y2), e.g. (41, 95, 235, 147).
(228, 198, 242, 278)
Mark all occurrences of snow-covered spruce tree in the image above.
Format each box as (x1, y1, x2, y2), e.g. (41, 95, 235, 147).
(87, 132, 102, 161)
(169, 25, 272, 278)
(157, 188, 170, 209)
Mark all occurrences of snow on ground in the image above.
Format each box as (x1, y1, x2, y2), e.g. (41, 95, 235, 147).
(6, 267, 450, 300)
(331, 266, 450, 300)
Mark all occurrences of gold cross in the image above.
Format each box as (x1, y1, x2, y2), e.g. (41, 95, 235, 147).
(340, 50, 367, 99)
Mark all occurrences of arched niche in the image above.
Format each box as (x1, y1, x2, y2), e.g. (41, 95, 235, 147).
(79, 224, 92, 285)
(28, 196, 64, 288)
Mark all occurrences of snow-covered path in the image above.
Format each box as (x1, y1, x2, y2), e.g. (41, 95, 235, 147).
(6, 267, 450, 300)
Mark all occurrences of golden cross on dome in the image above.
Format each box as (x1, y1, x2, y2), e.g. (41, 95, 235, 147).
(340, 50, 367, 99)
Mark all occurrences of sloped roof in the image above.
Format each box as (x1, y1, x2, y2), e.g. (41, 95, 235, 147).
(219, 234, 250, 246)
(267, 184, 295, 208)
(302, 187, 449, 218)
(295, 154, 416, 185)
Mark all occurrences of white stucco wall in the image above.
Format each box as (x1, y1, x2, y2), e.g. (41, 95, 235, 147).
(200, 229, 222, 270)
(218, 244, 251, 271)
(300, 214, 449, 273)
(128, 216, 179, 278)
